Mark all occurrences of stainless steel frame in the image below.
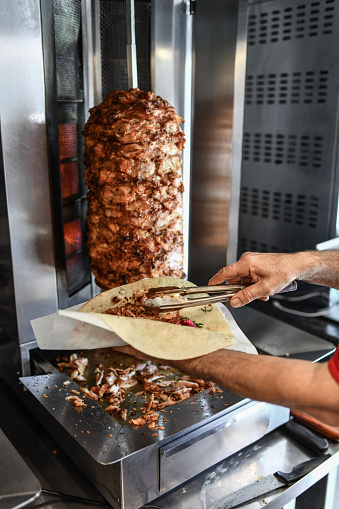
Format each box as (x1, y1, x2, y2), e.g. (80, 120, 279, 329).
(20, 369, 289, 509)
(227, 0, 249, 264)
(233, 0, 339, 258)
(188, 0, 246, 284)
(0, 0, 58, 354)
(150, 429, 339, 509)
(0, 0, 195, 375)
(2, 2, 339, 509)
(152, 0, 195, 278)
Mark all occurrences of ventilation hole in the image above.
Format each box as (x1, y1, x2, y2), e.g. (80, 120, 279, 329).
(240, 188, 320, 229)
(244, 71, 329, 106)
(246, 0, 333, 45)
(242, 133, 323, 169)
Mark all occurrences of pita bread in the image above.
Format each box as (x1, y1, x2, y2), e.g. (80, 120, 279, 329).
(80, 277, 236, 359)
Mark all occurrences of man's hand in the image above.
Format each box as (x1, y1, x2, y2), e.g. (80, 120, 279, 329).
(209, 251, 304, 308)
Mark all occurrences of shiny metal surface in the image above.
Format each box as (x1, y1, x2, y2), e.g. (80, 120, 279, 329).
(209, 454, 332, 509)
(19, 369, 246, 464)
(209, 473, 285, 509)
(182, 0, 195, 278)
(82, 0, 102, 114)
(188, 0, 243, 284)
(159, 402, 288, 494)
(126, 0, 138, 88)
(237, 0, 339, 256)
(19, 368, 288, 509)
(152, 0, 194, 278)
(151, 428, 339, 509)
(0, 0, 58, 352)
(0, 428, 41, 508)
(1, 376, 338, 509)
(227, 0, 248, 265)
(148, 281, 297, 311)
(230, 305, 337, 359)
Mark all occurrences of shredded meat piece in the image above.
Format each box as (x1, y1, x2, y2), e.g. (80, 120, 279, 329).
(83, 88, 186, 288)
(66, 395, 87, 407)
(57, 353, 88, 382)
(60, 352, 219, 429)
(101, 287, 184, 325)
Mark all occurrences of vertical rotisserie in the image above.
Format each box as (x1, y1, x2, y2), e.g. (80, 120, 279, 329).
(83, 88, 185, 288)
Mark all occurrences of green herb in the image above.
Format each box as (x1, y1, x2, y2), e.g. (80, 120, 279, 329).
(201, 306, 212, 313)
(194, 322, 204, 328)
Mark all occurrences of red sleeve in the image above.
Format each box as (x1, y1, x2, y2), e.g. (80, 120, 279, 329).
(328, 346, 339, 384)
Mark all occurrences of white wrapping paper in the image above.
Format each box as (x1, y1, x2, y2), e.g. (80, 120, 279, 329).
(31, 303, 257, 356)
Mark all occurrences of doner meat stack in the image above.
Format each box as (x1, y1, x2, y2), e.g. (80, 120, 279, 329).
(83, 88, 185, 289)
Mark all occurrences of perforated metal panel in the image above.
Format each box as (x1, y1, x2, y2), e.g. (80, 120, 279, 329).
(54, 0, 83, 101)
(52, 0, 91, 298)
(237, 0, 339, 256)
(100, 0, 151, 96)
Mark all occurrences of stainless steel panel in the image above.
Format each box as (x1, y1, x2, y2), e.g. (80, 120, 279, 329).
(237, 0, 339, 256)
(228, 0, 249, 264)
(231, 305, 337, 359)
(0, 0, 58, 351)
(150, 428, 339, 509)
(159, 401, 289, 494)
(152, 0, 187, 113)
(20, 370, 289, 509)
(188, 0, 242, 284)
(152, 0, 194, 278)
(19, 372, 232, 507)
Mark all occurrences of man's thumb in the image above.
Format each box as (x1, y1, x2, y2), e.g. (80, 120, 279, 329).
(229, 287, 257, 308)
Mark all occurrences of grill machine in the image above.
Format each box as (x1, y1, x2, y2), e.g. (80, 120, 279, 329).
(1, 0, 339, 508)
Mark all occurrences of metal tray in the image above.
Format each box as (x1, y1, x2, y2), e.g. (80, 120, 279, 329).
(20, 348, 289, 508)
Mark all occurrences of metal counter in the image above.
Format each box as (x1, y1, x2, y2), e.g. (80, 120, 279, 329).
(1, 371, 338, 509)
(151, 427, 339, 509)
(1, 305, 339, 509)
(151, 304, 339, 508)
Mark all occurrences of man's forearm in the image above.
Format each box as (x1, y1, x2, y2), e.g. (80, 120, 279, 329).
(295, 250, 339, 288)
(173, 350, 339, 425)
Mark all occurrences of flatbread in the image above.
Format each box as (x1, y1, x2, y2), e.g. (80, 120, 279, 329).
(79, 277, 236, 360)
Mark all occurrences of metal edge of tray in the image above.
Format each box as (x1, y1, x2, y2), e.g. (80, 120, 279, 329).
(18, 374, 290, 508)
(19, 372, 249, 465)
(26, 347, 256, 460)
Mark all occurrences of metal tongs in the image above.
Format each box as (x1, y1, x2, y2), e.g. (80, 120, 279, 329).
(144, 281, 298, 312)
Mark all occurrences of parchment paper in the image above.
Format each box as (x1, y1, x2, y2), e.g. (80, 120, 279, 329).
(31, 303, 257, 356)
